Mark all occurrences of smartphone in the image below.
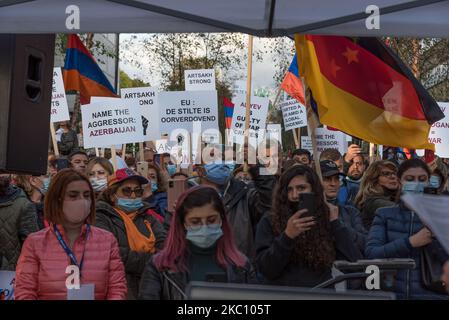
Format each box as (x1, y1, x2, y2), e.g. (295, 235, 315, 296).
(295, 192, 316, 217)
(136, 161, 149, 178)
(167, 179, 187, 212)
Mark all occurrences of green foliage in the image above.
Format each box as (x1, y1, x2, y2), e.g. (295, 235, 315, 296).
(119, 70, 150, 89)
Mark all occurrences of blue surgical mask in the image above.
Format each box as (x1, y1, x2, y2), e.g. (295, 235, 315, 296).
(225, 162, 236, 172)
(402, 181, 427, 194)
(41, 177, 51, 195)
(151, 181, 158, 192)
(429, 176, 441, 189)
(116, 197, 144, 212)
(167, 164, 177, 177)
(90, 178, 108, 192)
(185, 223, 223, 248)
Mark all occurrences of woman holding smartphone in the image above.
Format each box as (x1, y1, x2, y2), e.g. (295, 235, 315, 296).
(255, 165, 362, 287)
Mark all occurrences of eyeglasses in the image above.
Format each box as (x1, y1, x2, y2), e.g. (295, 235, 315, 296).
(380, 171, 397, 178)
(119, 187, 144, 197)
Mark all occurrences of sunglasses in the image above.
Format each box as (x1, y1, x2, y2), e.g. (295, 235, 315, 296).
(380, 171, 397, 178)
(119, 187, 144, 197)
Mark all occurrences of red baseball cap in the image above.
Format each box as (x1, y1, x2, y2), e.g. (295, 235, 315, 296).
(107, 168, 148, 187)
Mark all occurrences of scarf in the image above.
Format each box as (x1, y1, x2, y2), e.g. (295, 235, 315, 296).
(114, 208, 156, 254)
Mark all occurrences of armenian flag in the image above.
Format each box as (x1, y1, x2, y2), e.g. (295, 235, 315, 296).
(280, 54, 305, 104)
(295, 34, 444, 150)
(63, 34, 117, 104)
(223, 96, 234, 129)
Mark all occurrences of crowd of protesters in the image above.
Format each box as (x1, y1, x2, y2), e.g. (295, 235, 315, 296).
(1, 139, 449, 300)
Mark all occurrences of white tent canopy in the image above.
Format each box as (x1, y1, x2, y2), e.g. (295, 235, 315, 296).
(1, 0, 449, 37)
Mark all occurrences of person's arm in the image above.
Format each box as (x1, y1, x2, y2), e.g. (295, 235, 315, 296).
(345, 205, 368, 253)
(95, 212, 150, 275)
(106, 237, 128, 300)
(331, 219, 363, 261)
(365, 210, 413, 259)
(147, 215, 167, 251)
(18, 200, 39, 244)
(255, 215, 296, 280)
(248, 166, 277, 227)
(14, 237, 39, 300)
(138, 258, 163, 300)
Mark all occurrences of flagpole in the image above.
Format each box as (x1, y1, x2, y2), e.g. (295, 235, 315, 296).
(369, 143, 376, 164)
(292, 129, 299, 149)
(49, 123, 59, 157)
(111, 146, 118, 172)
(303, 82, 323, 181)
(244, 34, 254, 174)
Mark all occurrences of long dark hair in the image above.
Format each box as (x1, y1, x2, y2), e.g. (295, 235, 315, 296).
(271, 165, 335, 270)
(153, 186, 246, 273)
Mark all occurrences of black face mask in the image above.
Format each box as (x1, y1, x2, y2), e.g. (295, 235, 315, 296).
(0, 176, 11, 195)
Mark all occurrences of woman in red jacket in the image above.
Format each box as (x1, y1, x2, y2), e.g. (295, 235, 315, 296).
(14, 169, 127, 300)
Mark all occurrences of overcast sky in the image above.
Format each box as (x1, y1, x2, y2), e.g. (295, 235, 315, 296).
(119, 34, 294, 98)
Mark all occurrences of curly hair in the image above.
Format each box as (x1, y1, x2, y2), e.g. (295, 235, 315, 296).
(271, 165, 335, 271)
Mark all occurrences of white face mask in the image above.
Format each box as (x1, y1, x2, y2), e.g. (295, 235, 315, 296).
(63, 199, 91, 224)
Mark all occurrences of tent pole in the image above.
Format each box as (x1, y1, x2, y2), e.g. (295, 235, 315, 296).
(243, 34, 254, 175)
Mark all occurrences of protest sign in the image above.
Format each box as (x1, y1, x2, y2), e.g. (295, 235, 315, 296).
(300, 136, 313, 154)
(230, 94, 269, 146)
(158, 91, 218, 139)
(50, 68, 70, 123)
(0, 271, 15, 300)
(427, 102, 449, 158)
(232, 80, 247, 97)
(184, 69, 216, 91)
(280, 99, 307, 131)
(315, 127, 346, 156)
(121, 87, 160, 141)
(81, 99, 144, 148)
(155, 139, 171, 154)
(264, 123, 283, 147)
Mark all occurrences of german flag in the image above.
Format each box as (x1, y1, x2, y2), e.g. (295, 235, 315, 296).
(295, 34, 444, 150)
(63, 34, 117, 105)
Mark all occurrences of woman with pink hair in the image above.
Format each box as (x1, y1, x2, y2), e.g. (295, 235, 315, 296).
(138, 186, 253, 300)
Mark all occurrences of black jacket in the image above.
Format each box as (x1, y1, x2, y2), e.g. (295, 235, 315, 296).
(138, 256, 255, 300)
(255, 213, 362, 287)
(223, 177, 257, 260)
(337, 204, 367, 256)
(95, 200, 167, 299)
(360, 194, 396, 230)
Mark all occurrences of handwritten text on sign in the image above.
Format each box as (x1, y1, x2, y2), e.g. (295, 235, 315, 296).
(280, 99, 307, 131)
(230, 94, 269, 146)
(428, 102, 449, 158)
(82, 100, 143, 148)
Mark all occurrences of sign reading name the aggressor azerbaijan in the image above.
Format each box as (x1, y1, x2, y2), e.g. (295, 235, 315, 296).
(121, 87, 160, 141)
(81, 100, 144, 148)
(315, 127, 347, 156)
